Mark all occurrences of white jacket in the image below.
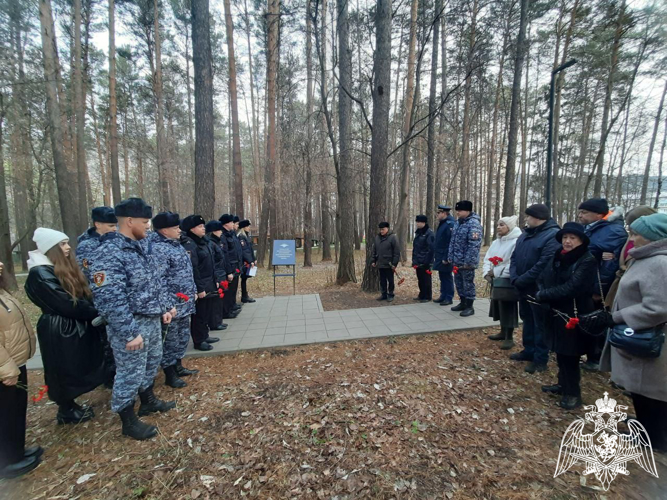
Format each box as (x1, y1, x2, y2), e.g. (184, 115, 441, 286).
(482, 226, 522, 278)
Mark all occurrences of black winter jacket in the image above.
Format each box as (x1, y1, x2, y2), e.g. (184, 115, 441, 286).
(372, 231, 400, 268)
(209, 233, 232, 279)
(412, 225, 435, 267)
(510, 219, 561, 293)
(238, 231, 256, 265)
(537, 245, 598, 356)
(181, 233, 218, 293)
(221, 229, 243, 273)
(24, 265, 104, 404)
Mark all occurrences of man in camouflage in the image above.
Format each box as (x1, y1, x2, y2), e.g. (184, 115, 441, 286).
(447, 200, 483, 317)
(90, 198, 176, 441)
(149, 211, 199, 389)
(237, 219, 256, 303)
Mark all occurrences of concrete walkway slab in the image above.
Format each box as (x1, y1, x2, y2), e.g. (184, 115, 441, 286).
(26, 294, 499, 370)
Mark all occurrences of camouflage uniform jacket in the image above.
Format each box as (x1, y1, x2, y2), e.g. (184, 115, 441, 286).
(448, 213, 483, 269)
(89, 232, 167, 342)
(76, 228, 101, 281)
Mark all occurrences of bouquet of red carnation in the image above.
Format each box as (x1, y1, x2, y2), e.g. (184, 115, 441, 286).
(218, 288, 225, 299)
(453, 266, 459, 274)
(176, 292, 190, 302)
(488, 256, 504, 266)
(565, 317, 580, 330)
(221, 280, 230, 291)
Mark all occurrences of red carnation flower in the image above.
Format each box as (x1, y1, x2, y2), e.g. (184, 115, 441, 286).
(221, 280, 229, 290)
(176, 292, 190, 302)
(218, 288, 225, 299)
(453, 266, 459, 274)
(565, 317, 580, 330)
(413, 265, 418, 270)
(32, 385, 48, 403)
(426, 269, 432, 275)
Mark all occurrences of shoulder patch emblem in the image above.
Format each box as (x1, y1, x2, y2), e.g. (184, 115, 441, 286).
(82, 258, 89, 269)
(93, 271, 106, 287)
(471, 232, 480, 240)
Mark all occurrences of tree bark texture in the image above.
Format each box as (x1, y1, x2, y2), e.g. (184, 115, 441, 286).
(108, 0, 122, 204)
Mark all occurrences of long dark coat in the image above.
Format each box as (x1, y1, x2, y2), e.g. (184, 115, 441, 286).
(24, 265, 105, 404)
(537, 245, 598, 356)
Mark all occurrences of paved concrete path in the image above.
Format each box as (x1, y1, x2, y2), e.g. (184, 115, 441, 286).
(26, 294, 497, 369)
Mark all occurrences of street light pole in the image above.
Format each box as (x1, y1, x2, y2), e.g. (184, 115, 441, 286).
(545, 58, 577, 210)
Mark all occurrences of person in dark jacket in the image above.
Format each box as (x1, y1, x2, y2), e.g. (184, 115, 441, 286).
(219, 214, 243, 318)
(24, 228, 105, 425)
(577, 198, 628, 371)
(180, 216, 220, 351)
(205, 220, 230, 332)
(412, 215, 435, 302)
(509, 204, 560, 373)
(433, 205, 456, 305)
(237, 219, 257, 303)
(536, 222, 598, 410)
(448, 201, 483, 316)
(371, 222, 400, 302)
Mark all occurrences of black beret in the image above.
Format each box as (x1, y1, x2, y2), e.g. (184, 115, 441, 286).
(455, 200, 473, 212)
(415, 214, 428, 223)
(525, 203, 550, 221)
(205, 220, 223, 233)
(181, 215, 206, 233)
(437, 204, 451, 212)
(219, 213, 234, 224)
(378, 221, 390, 228)
(115, 197, 152, 219)
(578, 198, 609, 215)
(238, 219, 251, 229)
(233, 215, 240, 223)
(556, 222, 590, 245)
(152, 211, 180, 230)
(91, 206, 117, 224)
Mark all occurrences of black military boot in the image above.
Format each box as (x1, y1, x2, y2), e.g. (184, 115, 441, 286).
(559, 395, 582, 410)
(500, 328, 515, 350)
(541, 384, 562, 395)
(242, 296, 256, 303)
(387, 294, 395, 303)
(233, 304, 242, 311)
(175, 359, 199, 376)
(138, 386, 176, 416)
(56, 400, 95, 425)
(164, 365, 187, 388)
(488, 328, 504, 341)
(460, 299, 475, 317)
(451, 300, 466, 312)
(376, 294, 388, 301)
(119, 403, 157, 440)
(433, 295, 445, 303)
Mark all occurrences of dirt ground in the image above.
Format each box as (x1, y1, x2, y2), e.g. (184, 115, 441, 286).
(2, 329, 664, 500)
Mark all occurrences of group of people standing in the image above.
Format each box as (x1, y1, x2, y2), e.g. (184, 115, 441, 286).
(0, 197, 258, 478)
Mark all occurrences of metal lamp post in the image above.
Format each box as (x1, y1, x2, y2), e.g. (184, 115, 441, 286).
(545, 58, 577, 209)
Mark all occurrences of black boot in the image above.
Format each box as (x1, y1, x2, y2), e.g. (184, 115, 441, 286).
(242, 296, 256, 303)
(0, 455, 41, 479)
(56, 400, 94, 425)
(175, 359, 199, 376)
(559, 395, 582, 410)
(488, 329, 504, 340)
(138, 386, 176, 416)
(164, 365, 187, 388)
(460, 299, 475, 317)
(542, 384, 563, 395)
(376, 294, 388, 301)
(433, 295, 445, 303)
(451, 300, 466, 311)
(119, 403, 157, 440)
(500, 328, 515, 350)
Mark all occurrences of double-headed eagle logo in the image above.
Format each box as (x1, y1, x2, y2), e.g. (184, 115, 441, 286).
(554, 392, 659, 490)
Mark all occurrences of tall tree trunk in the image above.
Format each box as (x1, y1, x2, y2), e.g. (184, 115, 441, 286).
(108, 0, 122, 204)
(335, 0, 356, 284)
(191, 0, 215, 219)
(641, 79, 667, 204)
(654, 113, 667, 210)
(89, 89, 110, 205)
(0, 96, 17, 289)
(519, 30, 530, 228)
(223, 0, 245, 217)
(501, 0, 528, 216)
(39, 0, 80, 241)
(74, 0, 89, 229)
(361, 0, 391, 293)
(395, 0, 419, 261)
(243, 0, 261, 197)
(154, 0, 171, 209)
(459, 0, 478, 199)
(303, 0, 314, 268)
(425, 0, 441, 220)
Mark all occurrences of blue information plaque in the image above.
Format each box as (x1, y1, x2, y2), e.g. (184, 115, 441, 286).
(271, 240, 296, 266)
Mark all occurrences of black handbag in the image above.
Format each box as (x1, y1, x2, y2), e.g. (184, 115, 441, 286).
(491, 277, 520, 302)
(608, 324, 665, 358)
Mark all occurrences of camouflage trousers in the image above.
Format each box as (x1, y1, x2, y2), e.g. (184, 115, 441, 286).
(161, 314, 192, 369)
(108, 315, 162, 413)
(454, 268, 477, 300)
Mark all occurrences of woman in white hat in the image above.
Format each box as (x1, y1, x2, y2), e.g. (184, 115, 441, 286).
(24, 228, 105, 425)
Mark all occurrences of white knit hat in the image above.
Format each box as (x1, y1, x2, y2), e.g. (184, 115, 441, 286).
(499, 215, 519, 231)
(32, 227, 69, 254)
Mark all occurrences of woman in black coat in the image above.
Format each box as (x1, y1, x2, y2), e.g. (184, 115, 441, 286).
(535, 222, 598, 411)
(24, 228, 105, 424)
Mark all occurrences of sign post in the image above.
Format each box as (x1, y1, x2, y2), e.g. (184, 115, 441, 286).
(271, 240, 296, 296)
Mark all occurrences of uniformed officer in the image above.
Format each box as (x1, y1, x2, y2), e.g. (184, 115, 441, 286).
(89, 198, 176, 441)
(149, 212, 199, 389)
(219, 214, 243, 318)
(433, 205, 456, 305)
(75, 206, 118, 387)
(76, 206, 118, 280)
(237, 219, 256, 303)
(180, 216, 221, 351)
(205, 220, 231, 330)
(447, 200, 483, 317)
(412, 215, 435, 302)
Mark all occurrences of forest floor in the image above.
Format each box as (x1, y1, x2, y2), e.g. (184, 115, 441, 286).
(5, 247, 665, 499)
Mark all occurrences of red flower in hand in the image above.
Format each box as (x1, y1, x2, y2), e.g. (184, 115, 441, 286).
(426, 269, 432, 275)
(413, 265, 418, 270)
(453, 266, 459, 274)
(565, 317, 580, 330)
(176, 292, 190, 302)
(32, 385, 48, 403)
(236, 268, 240, 274)
(221, 281, 229, 291)
(218, 288, 225, 299)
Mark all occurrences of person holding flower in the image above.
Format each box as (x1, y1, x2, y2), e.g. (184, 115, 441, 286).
(0, 260, 42, 479)
(482, 215, 522, 350)
(535, 222, 598, 410)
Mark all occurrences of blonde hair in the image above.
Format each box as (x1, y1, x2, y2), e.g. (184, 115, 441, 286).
(45, 245, 92, 302)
